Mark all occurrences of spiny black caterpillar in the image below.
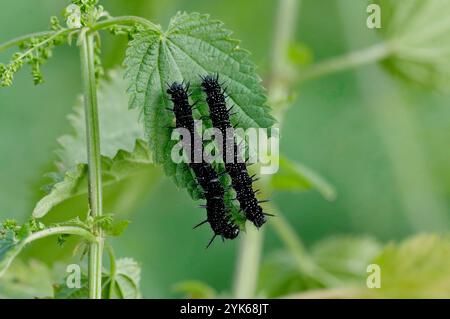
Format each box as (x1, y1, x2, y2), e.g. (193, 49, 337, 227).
(201, 74, 270, 228)
(167, 82, 240, 247)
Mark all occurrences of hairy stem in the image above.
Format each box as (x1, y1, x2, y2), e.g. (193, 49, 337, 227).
(24, 226, 97, 245)
(0, 14, 160, 53)
(91, 16, 161, 33)
(13, 29, 72, 62)
(80, 30, 103, 299)
(0, 31, 56, 53)
(107, 245, 117, 299)
(232, 0, 300, 299)
(298, 43, 391, 83)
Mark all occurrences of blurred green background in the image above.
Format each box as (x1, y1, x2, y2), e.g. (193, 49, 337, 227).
(0, 0, 449, 298)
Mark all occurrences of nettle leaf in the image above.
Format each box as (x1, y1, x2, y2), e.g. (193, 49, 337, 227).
(376, 0, 450, 90)
(258, 252, 323, 298)
(311, 236, 381, 283)
(54, 258, 142, 299)
(124, 12, 275, 200)
(370, 235, 450, 298)
(53, 273, 91, 299)
(258, 236, 381, 298)
(56, 69, 145, 168)
(271, 155, 336, 201)
(107, 258, 142, 299)
(0, 259, 63, 299)
(33, 70, 155, 218)
(0, 230, 27, 278)
(0, 220, 46, 277)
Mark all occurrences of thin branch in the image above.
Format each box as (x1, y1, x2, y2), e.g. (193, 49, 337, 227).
(90, 16, 161, 33)
(24, 226, 97, 244)
(0, 14, 161, 54)
(298, 42, 391, 83)
(0, 29, 76, 54)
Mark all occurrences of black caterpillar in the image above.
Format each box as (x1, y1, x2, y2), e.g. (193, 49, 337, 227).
(201, 74, 269, 228)
(167, 82, 240, 247)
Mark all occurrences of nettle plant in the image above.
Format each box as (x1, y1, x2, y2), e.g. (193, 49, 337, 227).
(1, 0, 449, 300)
(0, 0, 283, 299)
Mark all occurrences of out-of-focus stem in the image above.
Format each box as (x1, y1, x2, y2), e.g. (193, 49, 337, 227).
(298, 43, 391, 83)
(232, 0, 300, 299)
(232, 223, 264, 298)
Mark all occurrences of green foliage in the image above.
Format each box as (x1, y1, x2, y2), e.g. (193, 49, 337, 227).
(0, 230, 27, 278)
(376, 0, 450, 90)
(311, 236, 381, 283)
(124, 12, 275, 201)
(370, 235, 450, 298)
(53, 273, 91, 299)
(0, 219, 97, 278)
(257, 236, 379, 298)
(107, 258, 142, 299)
(66, 0, 110, 28)
(172, 280, 216, 299)
(0, 219, 46, 277)
(0, 30, 68, 87)
(92, 215, 130, 237)
(258, 251, 324, 298)
(33, 70, 153, 218)
(0, 259, 64, 298)
(271, 155, 336, 201)
(53, 257, 142, 299)
(33, 165, 86, 219)
(258, 235, 450, 298)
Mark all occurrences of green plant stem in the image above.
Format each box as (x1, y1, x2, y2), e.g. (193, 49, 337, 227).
(298, 43, 391, 83)
(232, 0, 300, 299)
(268, 204, 343, 287)
(91, 16, 161, 33)
(24, 226, 97, 244)
(233, 224, 264, 298)
(0, 31, 55, 53)
(80, 30, 103, 300)
(107, 245, 117, 299)
(0, 14, 159, 53)
(0, 28, 78, 55)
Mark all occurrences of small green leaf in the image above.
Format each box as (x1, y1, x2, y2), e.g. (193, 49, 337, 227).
(376, 0, 450, 90)
(271, 155, 336, 201)
(104, 220, 130, 237)
(108, 258, 142, 299)
(172, 280, 216, 299)
(33, 165, 86, 218)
